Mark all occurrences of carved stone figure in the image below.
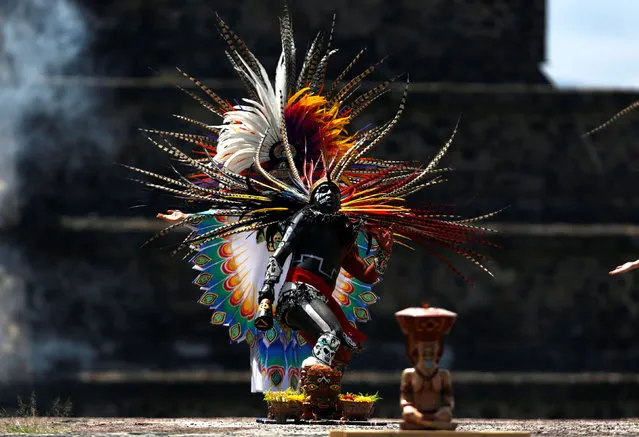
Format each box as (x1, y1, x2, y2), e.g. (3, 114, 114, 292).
(395, 305, 458, 431)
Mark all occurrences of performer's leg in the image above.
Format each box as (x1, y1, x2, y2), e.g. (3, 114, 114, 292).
(285, 298, 343, 367)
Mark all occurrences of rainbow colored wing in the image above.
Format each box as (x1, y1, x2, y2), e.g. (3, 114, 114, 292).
(186, 213, 312, 392)
(253, 324, 311, 392)
(332, 232, 381, 328)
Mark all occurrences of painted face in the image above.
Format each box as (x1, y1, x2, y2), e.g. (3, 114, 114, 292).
(302, 365, 342, 411)
(311, 182, 341, 213)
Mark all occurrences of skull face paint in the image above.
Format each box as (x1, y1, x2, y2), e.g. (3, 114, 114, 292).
(311, 182, 341, 214)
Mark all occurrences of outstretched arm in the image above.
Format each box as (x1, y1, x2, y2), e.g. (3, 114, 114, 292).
(157, 209, 190, 222)
(254, 209, 305, 330)
(610, 259, 639, 275)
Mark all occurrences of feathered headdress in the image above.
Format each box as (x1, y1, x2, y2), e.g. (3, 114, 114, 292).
(128, 2, 500, 281)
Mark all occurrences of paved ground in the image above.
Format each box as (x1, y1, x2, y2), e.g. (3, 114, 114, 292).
(0, 417, 637, 436)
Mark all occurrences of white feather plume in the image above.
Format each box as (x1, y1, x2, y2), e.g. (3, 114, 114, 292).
(215, 51, 286, 173)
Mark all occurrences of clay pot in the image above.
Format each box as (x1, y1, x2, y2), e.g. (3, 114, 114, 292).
(267, 400, 302, 423)
(339, 400, 374, 421)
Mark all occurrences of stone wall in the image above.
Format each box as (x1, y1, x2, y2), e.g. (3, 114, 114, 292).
(78, 0, 547, 83)
(2, 0, 639, 419)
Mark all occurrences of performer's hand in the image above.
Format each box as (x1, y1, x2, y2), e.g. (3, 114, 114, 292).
(376, 227, 394, 253)
(609, 260, 639, 275)
(156, 209, 189, 222)
(255, 298, 274, 331)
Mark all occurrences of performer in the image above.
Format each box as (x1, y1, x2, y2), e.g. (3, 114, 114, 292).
(138, 2, 498, 393)
(158, 183, 390, 373)
(252, 178, 389, 370)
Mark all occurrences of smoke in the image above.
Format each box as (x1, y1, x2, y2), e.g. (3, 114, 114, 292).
(0, 0, 110, 225)
(0, 0, 110, 383)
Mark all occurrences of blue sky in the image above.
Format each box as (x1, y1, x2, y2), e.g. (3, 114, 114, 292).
(543, 0, 639, 89)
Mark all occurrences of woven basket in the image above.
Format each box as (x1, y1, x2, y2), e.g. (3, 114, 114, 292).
(267, 400, 302, 423)
(339, 400, 374, 421)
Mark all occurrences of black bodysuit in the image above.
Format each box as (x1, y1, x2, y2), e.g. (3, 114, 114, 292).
(258, 206, 378, 367)
(281, 208, 356, 288)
